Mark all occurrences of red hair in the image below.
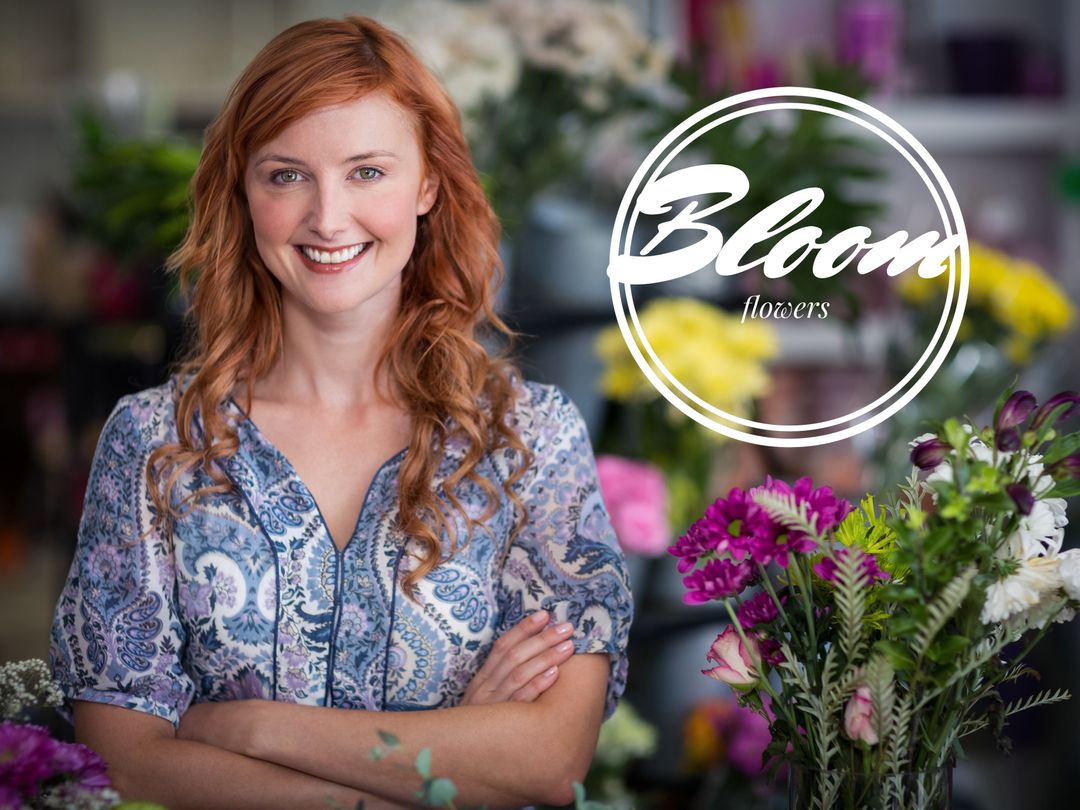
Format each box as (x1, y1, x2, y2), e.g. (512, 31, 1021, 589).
(148, 15, 531, 595)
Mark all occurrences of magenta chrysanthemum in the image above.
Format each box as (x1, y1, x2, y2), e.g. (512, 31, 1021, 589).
(812, 548, 889, 584)
(744, 477, 854, 566)
(736, 590, 781, 629)
(669, 518, 723, 574)
(682, 557, 755, 604)
(757, 636, 786, 666)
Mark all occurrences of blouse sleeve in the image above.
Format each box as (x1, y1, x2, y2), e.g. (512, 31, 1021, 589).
(48, 395, 195, 728)
(495, 385, 634, 719)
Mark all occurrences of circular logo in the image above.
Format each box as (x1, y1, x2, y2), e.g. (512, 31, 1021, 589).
(607, 86, 969, 447)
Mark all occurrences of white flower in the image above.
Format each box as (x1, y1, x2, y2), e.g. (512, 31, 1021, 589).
(385, 1, 521, 113)
(980, 556, 1064, 625)
(1058, 549, 1080, 600)
(1003, 497, 1068, 559)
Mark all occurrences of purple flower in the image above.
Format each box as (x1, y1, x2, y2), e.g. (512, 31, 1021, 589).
(757, 636, 785, 667)
(997, 390, 1037, 431)
(670, 487, 782, 572)
(49, 741, 111, 790)
(745, 477, 851, 566)
(911, 437, 950, 471)
(1031, 391, 1080, 430)
(0, 722, 58, 794)
(813, 548, 889, 584)
(736, 590, 781, 629)
(682, 558, 755, 604)
(726, 697, 775, 776)
(1006, 483, 1035, 516)
(1048, 452, 1080, 480)
(669, 518, 723, 574)
(996, 428, 1021, 453)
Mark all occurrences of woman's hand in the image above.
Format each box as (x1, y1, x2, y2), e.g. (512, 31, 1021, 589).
(178, 698, 268, 756)
(461, 610, 576, 706)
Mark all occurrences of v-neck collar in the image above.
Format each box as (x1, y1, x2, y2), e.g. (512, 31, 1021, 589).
(225, 394, 408, 555)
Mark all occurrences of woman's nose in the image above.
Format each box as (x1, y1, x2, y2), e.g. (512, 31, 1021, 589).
(305, 183, 351, 241)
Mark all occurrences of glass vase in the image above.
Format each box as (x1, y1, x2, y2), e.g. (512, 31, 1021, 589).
(788, 764, 952, 810)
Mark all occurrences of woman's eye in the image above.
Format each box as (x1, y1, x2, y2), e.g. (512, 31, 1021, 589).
(355, 166, 383, 181)
(271, 169, 303, 184)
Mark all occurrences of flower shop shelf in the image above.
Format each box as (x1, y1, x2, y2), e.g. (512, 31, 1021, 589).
(877, 98, 1070, 152)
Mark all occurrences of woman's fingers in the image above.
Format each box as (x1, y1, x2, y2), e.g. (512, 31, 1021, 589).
(511, 663, 562, 702)
(462, 612, 577, 705)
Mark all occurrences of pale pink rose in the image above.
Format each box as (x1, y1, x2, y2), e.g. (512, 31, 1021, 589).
(596, 454, 671, 556)
(843, 686, 878, 745)
(702, 625, 761, 689)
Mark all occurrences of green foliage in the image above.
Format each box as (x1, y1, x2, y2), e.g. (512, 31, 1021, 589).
(702, 394, 1079, 787)
(70, 109, 199, 266)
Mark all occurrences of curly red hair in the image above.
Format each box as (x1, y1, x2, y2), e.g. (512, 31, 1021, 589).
(147, 15, 531, 596)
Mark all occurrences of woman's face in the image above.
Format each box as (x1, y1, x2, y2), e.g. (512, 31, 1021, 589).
(244, 93, 438, 324)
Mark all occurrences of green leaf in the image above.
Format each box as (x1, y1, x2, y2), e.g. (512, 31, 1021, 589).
(416, 747, 432, 780)
(423, 777, 458, 806)
(1048, 480, 1080, 498)
(1043, 432, 1080, 464)
(928, 634, 970, 664)
(875, 640, 916, 671)
(377, 729, 400, 750)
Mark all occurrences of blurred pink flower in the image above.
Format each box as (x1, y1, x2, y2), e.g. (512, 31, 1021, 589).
(703, 625, 761, 689)
(843, 686, 878, 745)
(596, 455, 671, 556)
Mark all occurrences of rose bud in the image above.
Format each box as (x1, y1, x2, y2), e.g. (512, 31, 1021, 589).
(843, 685, 879, 745)
(1006, 483, 1035, 515)
(996, 427, 1022, 453)
(702, 625, 762, 689)
(911, 437, 949, 471)
(1048, 452, 1080, 480)
(1031, 391, 1080, 430)
(996, 390, 1037, 431)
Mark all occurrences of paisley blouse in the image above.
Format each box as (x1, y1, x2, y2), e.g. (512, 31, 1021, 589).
(49, 374, 632, 728)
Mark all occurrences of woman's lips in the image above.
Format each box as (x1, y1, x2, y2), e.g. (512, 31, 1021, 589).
(294, 243, 369, 274)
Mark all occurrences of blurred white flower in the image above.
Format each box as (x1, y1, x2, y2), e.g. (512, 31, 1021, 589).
(980, 556, 1064, 625)
(1058, 548, 1080, 601)
(384, 1, 520, 114)
(1003, 497, 1067, 559)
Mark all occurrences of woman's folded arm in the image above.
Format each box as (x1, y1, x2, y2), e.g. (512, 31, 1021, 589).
(178, 653, 611, 808)
(72, 701, 408, 810)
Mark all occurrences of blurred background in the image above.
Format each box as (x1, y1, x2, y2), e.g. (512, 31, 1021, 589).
(1, 0, 1078, 807)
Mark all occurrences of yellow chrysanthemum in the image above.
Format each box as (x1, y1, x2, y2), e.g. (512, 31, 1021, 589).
(595, 297, 778, 417)
(900, 241, 1075, 352)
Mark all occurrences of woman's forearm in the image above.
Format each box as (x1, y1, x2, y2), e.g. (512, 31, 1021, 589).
(108, 735, 405, 810)
(240, 655, 610, 807)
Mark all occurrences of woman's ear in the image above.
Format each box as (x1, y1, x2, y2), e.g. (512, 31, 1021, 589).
(417, 175, 439, 216)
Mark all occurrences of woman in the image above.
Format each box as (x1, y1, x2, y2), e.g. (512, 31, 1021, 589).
(49, 15, 632, 810)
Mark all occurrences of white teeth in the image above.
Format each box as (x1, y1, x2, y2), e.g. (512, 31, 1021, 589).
(300, 243, 366, 264)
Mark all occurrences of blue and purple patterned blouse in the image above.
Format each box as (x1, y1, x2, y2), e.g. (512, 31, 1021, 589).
(49, 374, 632, 728)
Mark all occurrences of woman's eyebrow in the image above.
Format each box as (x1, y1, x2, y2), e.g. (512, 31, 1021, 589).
(254, 151, 398, 167)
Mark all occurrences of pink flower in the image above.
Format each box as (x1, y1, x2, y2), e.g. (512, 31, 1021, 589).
(813, 548, 889, 584)
(843, 686, 878, 745)
(596, 455, 671, 556)
(683, 557, 755, 603)
(703, 625, 762, 688)
(735, 590, 781, 629)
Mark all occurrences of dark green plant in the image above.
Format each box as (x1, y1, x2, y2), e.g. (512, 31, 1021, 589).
(70, 109, 199, 269)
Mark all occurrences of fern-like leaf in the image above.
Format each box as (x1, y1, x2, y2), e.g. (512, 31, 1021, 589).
(915, 567, 976, 658)
(834, 547, 869, 665)
(866, 655, 896, 742)
(752, 490, 826, 544)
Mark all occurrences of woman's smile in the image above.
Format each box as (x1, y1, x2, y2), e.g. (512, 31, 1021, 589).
(294, 242, 371, 274)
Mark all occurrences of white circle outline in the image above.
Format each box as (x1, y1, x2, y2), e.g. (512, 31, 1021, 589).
(609, 86, 969, 448)
(624, 101, 955, 431)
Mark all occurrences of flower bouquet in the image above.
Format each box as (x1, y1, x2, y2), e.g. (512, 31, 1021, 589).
(0, 659, 133, 809)
(671, 388, 1080, 810)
